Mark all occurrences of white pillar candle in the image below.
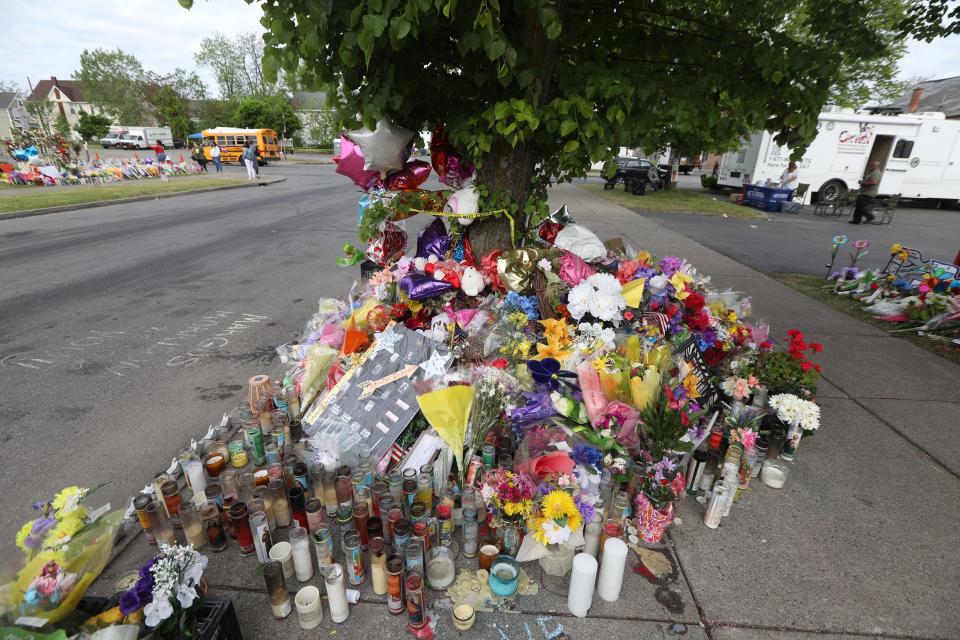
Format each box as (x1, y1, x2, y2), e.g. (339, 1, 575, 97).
(269, 541, 294, 580)
(567, 552, 598, 617)
(325, 564, 350, 623)
(290, 527, 314, 582)
(295, 585, 323, 630)
(186, 460, 207, 494)
(596, 538, 628, 602)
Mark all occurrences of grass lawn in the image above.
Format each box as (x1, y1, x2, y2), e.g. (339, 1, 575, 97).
(580, 183, 763, 219)
(0, 176, 248, 213)
(773, 272, 960, 366)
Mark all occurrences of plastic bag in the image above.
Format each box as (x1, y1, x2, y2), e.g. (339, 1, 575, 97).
(4, 510, 123, 624)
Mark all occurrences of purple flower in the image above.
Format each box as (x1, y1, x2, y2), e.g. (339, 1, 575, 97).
(574, 493, 595, 523)
(510, 389, 556, 430)
(119, 589, 143, 616)
(25, 515, 57, 549)
(659, 256, 683, 276)
(139, 558, 156, 579)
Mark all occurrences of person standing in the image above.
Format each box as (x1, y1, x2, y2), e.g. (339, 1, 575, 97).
(242, 141, 257, 180)
(850, 160, 883, 224)
(252, 142, 261, 178)
(153, 139, 169, 182)
(780, 161, 800, 191)
(193, 145, 209, 173)
(210, 141, 222, 172)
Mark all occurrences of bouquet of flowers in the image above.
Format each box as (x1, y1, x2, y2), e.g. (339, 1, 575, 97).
(769, 393, 821, 432)
(754, 329, 822, 397)
(4, 484, 121, 623)
(480, 469, 537, 527)
(530, 489, 586, 546)
(464, 365, 520, 470)
(638, 382, 706, 457)
(118, 544, 209, 638)
(634, 453, 686, 543)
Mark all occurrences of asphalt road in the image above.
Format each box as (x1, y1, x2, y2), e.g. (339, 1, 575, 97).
(0, 164, 366, 552)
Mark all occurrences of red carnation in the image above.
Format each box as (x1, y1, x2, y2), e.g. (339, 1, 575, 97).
(809, 342, 823, 353)
(684, 291, 706, 312)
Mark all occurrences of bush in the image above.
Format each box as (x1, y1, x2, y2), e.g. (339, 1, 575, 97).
(700, 174, 719, 189)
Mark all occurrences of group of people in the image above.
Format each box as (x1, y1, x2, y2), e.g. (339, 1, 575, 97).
(778, 160, 884, 224)
(182, 140, 261, 180)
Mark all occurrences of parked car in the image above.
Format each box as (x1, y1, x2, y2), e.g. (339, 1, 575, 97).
(604, 157, 666, 193)
(172, 137, 185, 149)
(118, 134, 145, 150)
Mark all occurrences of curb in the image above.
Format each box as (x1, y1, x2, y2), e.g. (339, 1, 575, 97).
(0, 176, 287, 221)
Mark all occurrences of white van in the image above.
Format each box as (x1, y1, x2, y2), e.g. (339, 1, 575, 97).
(717, 110, 960, 204)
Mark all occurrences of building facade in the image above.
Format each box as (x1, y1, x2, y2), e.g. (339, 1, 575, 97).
(27, 77, 103, 131)
(0, 92, 31, 141)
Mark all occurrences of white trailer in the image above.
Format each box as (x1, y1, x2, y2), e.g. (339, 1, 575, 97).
(717, 110, 960, 203)
(107, 125, 174, 149)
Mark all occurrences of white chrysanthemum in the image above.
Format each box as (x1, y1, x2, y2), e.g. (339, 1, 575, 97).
(539, 520, 572, 545)
(567, 281, 593, 320)
(770, 394, 820, 431)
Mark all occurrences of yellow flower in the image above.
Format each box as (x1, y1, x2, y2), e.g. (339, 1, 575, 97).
(15, 521, 33, 554)
(539, 318, 571, 346)
(890, 243, 902, 254)
(503, 499, 532, 518)
(508, 311, 530, 329)
(533, 338, 572, 361)
(511, 340, 531, 359)
(52, 486, 83, 513)
(636, 250, 653, 265)
(540, 490, 583, 533)
(683, 373, 701, 399)
(727, 310, 738, 323)
(669, 272, 691, 299)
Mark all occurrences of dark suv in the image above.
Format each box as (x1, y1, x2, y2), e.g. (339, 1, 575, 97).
(604, 157, 666, 193)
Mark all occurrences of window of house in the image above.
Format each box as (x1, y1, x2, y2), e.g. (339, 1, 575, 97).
(892, 139, 914, 158)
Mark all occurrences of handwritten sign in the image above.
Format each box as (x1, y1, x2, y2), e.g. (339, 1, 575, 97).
(672, 337, 719, 409)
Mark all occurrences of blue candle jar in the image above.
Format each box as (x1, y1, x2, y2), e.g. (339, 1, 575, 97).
(488, 556, 520, 597)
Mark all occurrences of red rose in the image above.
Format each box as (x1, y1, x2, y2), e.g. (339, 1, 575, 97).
(703, 347, 726, 366)
(760, 340, 773, 350)
(684, 291, 706, 312)
(491, 358, 508, 369)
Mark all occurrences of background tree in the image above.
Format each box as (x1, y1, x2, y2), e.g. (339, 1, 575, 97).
(150, 86, 193, 138)
(53, 113, 72, 139)
(182, 0, 951, 253)
(76, 48, 146, 123)
(195, 32, 280, 98)
(232, 95, 301, 137)
(76, 111, 112, 142)
(25, 98, 55, 138)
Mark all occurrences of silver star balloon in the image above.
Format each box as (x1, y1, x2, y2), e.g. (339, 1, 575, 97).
(346, 118, 415, 173)
(535, 203, 577, 229)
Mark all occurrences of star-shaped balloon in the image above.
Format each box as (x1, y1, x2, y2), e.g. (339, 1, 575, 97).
(419, 349, 453, 380)
(346, 118, 415, 174)
(368, 323, 405, 359)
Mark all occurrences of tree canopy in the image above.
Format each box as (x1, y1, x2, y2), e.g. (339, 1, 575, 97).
(76, 48, 147, 124)
(195, 32, 284, 99)
(76, 112, 112, 142)
(232, 95, 301, 136)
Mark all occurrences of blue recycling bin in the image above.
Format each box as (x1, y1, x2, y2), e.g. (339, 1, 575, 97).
(742, 185, 794, 212)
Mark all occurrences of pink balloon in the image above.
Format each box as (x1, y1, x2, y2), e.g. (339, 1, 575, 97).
(335, 134, 382, 190)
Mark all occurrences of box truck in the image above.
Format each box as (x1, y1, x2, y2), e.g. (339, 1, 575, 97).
(103, 126, 174, 150)
(716, 110, 960, 204)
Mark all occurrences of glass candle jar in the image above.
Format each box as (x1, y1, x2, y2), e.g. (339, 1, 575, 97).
(250, 508, 272, 563)
(752, 437, 769, 478)
(354, 502, 370, 550)
(481, 444, 496, 468)
(600, 518, 623, 552)
(201, 502, 227, 551)
(409, 502, 427, 526)
(367, 517, 384, 543)
(479, 544, 499, 572)
(293, 462, 309, 491)
(322, 468, 339, 516)
(246, 426, 266, 466)
(305, 498, 324, 533)
(288, 485, 308, 529)
(416, 473, 433, 511)
(335, 473, 354, 508)
(386, 555, 405, 615)
(228, 440, 248, 468)
(405, 571, 427, 629)
(461, 507, 478, 558)
(264, 442, 280, 465)
(389, 472, 404, 506)
(204, 452, 226, 478)
(220, 469, 238, 497)
(263, 561, 291, 619)
(393, 519, 411, 555)
(611, 490, 629, 523)
(372, 481, 389, 516)
(206, 482, 223, 509)
(461, 486, 477, 512)
(268, 478, 292, 527)
(336, 505, 355, 544)
(313, 524, 334, 575)
(583, 521, 602, 558)
(179, 504, 206, 549)
(295, 585, 322, 630)
(343, 531, 365, 586)
(426, 545, 456, 590)
(133, 495, 157, 545)
(489, 555, 520, 597)
(290, 526, 314, 582)
(356, 485, 373, 519)
(160, 480, 182, 518)
(145, 500, 175, 546)
(405, 538, 424, 575)
(253, 468, 270, 487)
(253, 488, 275, 529)
(221, 492, 238, 539)
(411, 521, 431, 556)
(229, 501, 255, 556)
(238, 472, 256, 504)
(325, 564, 350, 623)
(369, 536, 388, 595)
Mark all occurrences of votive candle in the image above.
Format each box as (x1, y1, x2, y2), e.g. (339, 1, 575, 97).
(295, 585, 322, 630)
(325, 564, 350, 623)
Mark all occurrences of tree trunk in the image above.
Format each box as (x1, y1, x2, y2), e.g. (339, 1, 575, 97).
(466, 2, 562, 257)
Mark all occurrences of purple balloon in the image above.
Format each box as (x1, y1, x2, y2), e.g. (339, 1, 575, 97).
(334, 134, 382, 190)
(415, 217, 450, 259)
(399, 272, 453, 300)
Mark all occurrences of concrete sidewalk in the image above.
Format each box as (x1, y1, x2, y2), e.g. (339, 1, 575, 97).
(85, 182, 959, 640)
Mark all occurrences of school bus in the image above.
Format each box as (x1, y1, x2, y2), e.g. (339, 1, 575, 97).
(201, 127, 281, 164)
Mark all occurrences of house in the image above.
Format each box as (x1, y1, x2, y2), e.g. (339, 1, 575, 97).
(874, 76, 960, 119)
(0, 92, 31, 140)
(291, 91, 333, 147)
(27, 77, 103, 130)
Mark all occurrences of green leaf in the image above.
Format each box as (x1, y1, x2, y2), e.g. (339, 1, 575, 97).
(390, 16, 412, 40)
(563, 139, 579, 153)
(362, 13, 388, 37)
(485, 38, 506, 61)
(559, 120, 577, 136)
(177, 0, 194, 8)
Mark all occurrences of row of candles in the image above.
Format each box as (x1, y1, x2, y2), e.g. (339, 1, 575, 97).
(131, 397, 638, 629)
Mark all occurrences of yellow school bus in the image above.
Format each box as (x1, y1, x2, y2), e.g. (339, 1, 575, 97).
(201, 127, 281, 164)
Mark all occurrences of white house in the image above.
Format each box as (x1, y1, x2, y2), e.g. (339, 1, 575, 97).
(27, 77, 103, 131)
(0, 91, 31, 141)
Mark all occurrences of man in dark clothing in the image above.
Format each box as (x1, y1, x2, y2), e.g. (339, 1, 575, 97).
(850, 161, 882, 224)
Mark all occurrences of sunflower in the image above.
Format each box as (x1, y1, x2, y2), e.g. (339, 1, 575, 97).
(541, 490, 582, 531)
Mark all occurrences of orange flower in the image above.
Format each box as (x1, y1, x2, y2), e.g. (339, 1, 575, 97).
(532, 337, 572, 361)
(539, 317, 572, 346)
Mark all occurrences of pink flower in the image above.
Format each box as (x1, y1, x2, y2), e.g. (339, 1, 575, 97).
(853, 239, 869, 249)
(732, 378, 751, 400)
(747, 376, 759, 387)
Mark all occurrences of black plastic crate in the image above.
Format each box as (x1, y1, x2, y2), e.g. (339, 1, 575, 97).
(196, 595, 243, 640)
